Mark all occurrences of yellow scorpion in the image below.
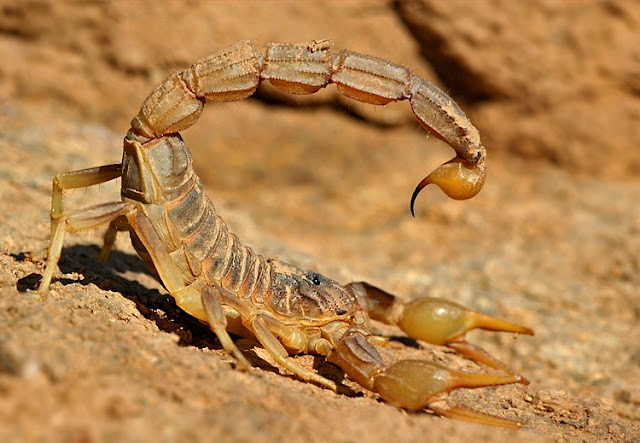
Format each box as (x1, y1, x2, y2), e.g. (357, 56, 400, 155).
(38, 40, 533, 427)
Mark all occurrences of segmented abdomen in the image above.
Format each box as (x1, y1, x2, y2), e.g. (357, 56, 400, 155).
(124, 134, 271, 300)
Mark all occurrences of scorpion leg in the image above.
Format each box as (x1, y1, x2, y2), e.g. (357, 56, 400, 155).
(329, 330, 525, 428)
(201, 285, 250, 370)
(347, 282, 533, 377)
(38, 201, 130, 294)
(212, 285, 338, 390)
(97, 215, 130, 263)
(38, 164, 125, 294)
(249, 315, 338, 391)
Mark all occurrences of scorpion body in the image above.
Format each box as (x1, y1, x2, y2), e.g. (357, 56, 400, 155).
(38, 40, 532, 427)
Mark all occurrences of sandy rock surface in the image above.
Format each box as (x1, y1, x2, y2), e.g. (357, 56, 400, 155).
(1, 1, 639, 442)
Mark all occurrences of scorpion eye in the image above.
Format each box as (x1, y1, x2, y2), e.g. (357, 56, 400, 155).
(308, 273, 321, 285)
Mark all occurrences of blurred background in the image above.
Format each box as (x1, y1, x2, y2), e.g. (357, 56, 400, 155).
(1, 1, 639, 441)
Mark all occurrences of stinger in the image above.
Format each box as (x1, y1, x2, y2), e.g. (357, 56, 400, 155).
(410, 156, 487, 217)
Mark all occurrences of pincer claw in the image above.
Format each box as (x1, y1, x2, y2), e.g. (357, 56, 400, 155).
(396, 296, 533, 378)
(372, 360, 525, 427)
(397, 296, 534, 346)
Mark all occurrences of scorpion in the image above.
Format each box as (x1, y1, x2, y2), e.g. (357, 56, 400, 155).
(37, 40, 533, 428)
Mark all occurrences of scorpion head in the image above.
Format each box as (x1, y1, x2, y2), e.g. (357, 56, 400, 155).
(266, 259, 356, 324)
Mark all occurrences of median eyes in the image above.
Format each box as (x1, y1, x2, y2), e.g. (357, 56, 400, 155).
(309, 273, 322, 285)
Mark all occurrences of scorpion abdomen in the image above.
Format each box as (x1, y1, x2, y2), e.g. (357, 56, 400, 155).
(122, 133, 272, 301)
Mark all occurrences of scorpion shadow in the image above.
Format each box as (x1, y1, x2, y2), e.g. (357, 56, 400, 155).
(16, 244, 355, 394)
